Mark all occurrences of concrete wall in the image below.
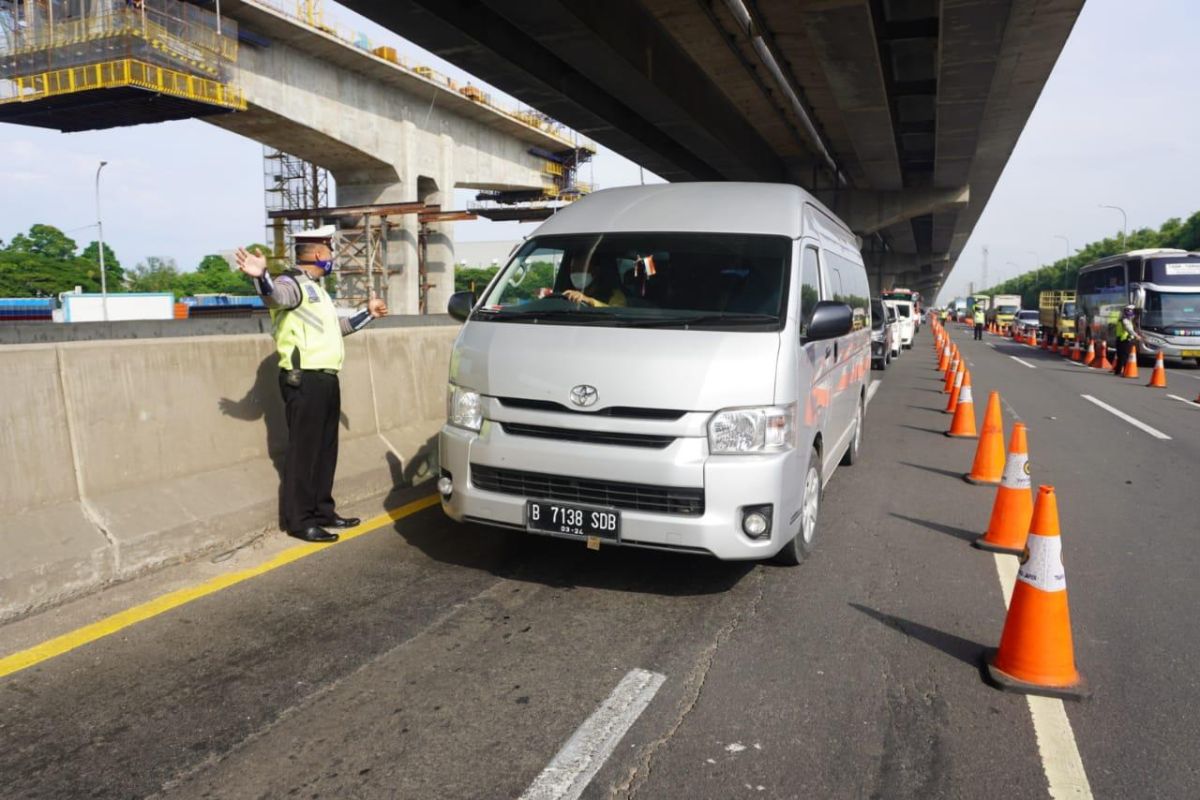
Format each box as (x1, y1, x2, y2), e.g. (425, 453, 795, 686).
(0, 324, 458, 622)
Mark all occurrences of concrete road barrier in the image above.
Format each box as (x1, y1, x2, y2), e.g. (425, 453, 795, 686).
(0, 324, 458, 622)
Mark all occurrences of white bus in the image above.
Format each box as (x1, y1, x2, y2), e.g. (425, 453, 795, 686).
(1075, 249, 1200, 365)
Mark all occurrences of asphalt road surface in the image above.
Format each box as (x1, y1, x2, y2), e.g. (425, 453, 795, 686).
(2, 325, 1198, 799)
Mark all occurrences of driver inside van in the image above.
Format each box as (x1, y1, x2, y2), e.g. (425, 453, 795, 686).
(562, 251, 627, 308)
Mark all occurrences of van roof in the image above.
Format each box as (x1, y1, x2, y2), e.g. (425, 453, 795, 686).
(530, 182, 847, 240)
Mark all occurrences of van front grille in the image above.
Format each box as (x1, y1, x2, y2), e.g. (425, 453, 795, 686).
(471, 465, 704, 516)
(499, 422, 675, 449)
(497, 397, 686, 421)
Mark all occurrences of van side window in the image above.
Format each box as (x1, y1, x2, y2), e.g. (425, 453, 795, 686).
(800, 246, 820, 335)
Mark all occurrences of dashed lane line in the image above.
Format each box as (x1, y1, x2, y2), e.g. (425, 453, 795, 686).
(0, 495, 441, 680)
(867, 380, 882, 407)
(992, 556, 1094, 800)
(1080, 394, 1172, 440)
(520, 669, 666, 800)
(1167, 394, 1200, 408)
(1010, 356, 1038, 369)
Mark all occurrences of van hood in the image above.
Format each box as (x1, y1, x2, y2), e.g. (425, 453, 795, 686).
(450, 321, 782, 412)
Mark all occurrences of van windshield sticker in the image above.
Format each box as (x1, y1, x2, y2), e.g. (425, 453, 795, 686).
(1165, 263, 1200, 276)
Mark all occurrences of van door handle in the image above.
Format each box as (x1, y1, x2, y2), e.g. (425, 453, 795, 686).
(824, 346, 832, 359)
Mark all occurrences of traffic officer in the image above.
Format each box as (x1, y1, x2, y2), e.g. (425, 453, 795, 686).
(1112, 303, 1141, 376)
(234, 228, 388, 543)
(973, 306, 985, 340)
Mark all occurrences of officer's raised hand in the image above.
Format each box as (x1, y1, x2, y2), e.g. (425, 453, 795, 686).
(235, 247, 268, 278)
(368, 297, 389, 318)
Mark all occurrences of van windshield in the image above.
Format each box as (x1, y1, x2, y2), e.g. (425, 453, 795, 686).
(474, 233, 791, 330)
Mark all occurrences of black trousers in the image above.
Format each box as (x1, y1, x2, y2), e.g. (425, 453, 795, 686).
(974, 322, 983, 340)
(279, 370, 340, 532)
(1113, 339, 1134, 374)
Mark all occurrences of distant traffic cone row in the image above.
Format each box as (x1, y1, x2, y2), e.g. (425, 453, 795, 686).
(964, 391, 1006, 485)
(945, 371, 977, 438)
(1147, 352, 1167, 387)
(943, 355, 961, 393)
(984, 485, 1088, 700)
(937, 343, 950, 372)
(973, 423, 1033, 555)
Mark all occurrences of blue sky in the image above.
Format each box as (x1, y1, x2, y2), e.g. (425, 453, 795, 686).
(0, 0, 1196, 298)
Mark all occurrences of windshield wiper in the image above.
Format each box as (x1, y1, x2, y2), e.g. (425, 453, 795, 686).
(624, 313, 780, 329)
(475, 308, 615, 324)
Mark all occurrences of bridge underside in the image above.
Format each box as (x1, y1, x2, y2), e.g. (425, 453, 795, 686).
(341, 0, 1084, 297)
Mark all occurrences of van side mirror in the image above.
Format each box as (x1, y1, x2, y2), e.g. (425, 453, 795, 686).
(448, 291, 476, 322)
(805, 301, 854, 341)
(1133, 287, 1146, 310)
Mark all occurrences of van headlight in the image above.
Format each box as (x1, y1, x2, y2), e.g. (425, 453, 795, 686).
(447, 384, 482, 431)
(708, 404, 795, 454)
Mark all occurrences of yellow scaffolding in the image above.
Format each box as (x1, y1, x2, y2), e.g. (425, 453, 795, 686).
(0, 58, 245, 111)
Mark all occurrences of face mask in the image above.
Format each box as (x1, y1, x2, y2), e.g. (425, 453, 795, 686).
(570, 271, 593, 290)
(315, 258, 334, 276)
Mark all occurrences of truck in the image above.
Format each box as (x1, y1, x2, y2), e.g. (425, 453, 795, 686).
(988, 294, 1022, 331)
(951, 297, 968, 320)
(1038, 290, 1077, 344)
(968, 294, 990, 316)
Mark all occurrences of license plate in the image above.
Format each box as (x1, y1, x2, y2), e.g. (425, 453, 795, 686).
(1181, 350, 1200, 357)
(526, 500, 620, 540)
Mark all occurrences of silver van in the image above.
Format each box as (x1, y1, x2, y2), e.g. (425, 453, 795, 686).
(438, 183, 871, 564)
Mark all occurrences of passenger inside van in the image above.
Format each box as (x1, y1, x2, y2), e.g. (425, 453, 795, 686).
(560, 250, 627, 308)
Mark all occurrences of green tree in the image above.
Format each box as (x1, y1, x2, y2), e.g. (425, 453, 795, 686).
(8, 223, 79, 261)
(80, 240, 124, 291)
(126, 257, 181, 293)
(177, 254, 255, 296)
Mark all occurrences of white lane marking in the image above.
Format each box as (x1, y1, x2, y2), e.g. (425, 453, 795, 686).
(1167, 394, 1200, 408)
(520, 669, 666, 800)
(992, 555, 1094, 800)
(1010, 356, 1038, 369)
(867, 380, 882, 406)
(1080, 394, 1171, 440)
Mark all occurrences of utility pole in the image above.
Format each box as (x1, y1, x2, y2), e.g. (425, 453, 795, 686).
(95, 160, 109, 322)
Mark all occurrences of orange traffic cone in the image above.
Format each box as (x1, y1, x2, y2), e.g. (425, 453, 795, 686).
(945, 371, 977, 438)
(973, 423, 1033, 555)
(984, 485, 1088, 700)
(945, 364, 965, 413)
(1122, 351, 1139, 379)
(943, 356, 961, 393)
(937, 343, 950, 372)
(1028, 327, 1038, 348)
(1096, 341, 1112, 370)
(1042, 332, 1052, 351)
(1070, 339, 1082, 362)
(1147, 352, 1167, 387)
(1082, 340, 1095, 366)
(965, 392, 1006, 485)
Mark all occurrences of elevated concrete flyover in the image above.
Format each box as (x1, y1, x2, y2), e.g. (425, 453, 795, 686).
(339, 0, 1085, 296)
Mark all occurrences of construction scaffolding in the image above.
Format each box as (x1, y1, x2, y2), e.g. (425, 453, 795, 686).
(262, 147, 331, 263)
(0, 0, 243, 129)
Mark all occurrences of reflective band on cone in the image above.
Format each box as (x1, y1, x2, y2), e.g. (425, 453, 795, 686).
(1123, 351, 1139, 378)
(984, 485, 1088, 700)
(973, 423, 1033, 554)
(945, 366, 965, 413)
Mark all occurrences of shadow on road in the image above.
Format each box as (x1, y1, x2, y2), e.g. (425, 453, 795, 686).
(849, 603, 985, 669)
(897, 462, 966, 481)
(889, 512, 978, 544)
(905, 404, 947, 414)
(898, 423, 948, 436)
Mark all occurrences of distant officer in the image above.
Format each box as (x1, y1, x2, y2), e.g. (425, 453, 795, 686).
(1112, 304, 1142, 376)
(234, 228, 389, 543)
(973, 306, 985, 340)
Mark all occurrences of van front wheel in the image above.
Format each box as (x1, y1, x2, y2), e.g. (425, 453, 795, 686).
(773, 450, 821, 566)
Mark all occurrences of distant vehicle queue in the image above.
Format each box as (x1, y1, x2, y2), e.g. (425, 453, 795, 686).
(936, 248, 1200, 366)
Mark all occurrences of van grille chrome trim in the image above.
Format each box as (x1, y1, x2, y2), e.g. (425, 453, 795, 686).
(497, 397, 686, 421)
(471, 465, 704, 516)
(499, 422, 675, 449)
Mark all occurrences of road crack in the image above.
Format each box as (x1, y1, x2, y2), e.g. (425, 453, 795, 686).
(614, 566, 767, 799)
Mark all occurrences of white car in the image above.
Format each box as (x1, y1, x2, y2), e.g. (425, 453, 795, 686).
(883, 299, 915, 349)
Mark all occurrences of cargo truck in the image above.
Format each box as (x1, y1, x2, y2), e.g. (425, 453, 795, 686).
(987, 294, 1021, 331)
(1038, 290, 1077, 344)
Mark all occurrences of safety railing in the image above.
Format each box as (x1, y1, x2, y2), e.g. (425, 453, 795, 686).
(0, 57, 245, 110)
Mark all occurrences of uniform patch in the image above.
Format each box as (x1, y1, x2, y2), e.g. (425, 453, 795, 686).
(305, 284, 320, 304)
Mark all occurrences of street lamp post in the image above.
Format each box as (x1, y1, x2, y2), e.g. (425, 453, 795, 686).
(95, 160, 109, 322)
(1099, 204, 1127, 251)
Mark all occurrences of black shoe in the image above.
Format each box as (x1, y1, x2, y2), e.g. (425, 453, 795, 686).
(289, 526, 339, 543)
(322, 515, 361, 529)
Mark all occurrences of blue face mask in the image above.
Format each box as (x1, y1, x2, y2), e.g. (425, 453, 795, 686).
(315, 258, 334, 276)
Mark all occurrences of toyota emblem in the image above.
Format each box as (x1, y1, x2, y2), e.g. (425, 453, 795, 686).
(569, 384, 598, 408)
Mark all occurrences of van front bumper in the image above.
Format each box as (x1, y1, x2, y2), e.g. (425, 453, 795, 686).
(1140, 334, 1200, 359)
(438, 424, 803, 561)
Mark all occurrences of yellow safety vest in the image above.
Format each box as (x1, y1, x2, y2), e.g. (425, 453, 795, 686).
(974, 309, 985, 324)
(270, 273, 344, 372)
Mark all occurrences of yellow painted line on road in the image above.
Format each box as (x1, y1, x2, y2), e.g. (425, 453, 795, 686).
(0, 495, 440, 680)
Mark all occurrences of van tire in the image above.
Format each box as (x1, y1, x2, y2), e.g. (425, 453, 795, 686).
(772, 448, 821, 566)
(840, 398, 863, 466)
